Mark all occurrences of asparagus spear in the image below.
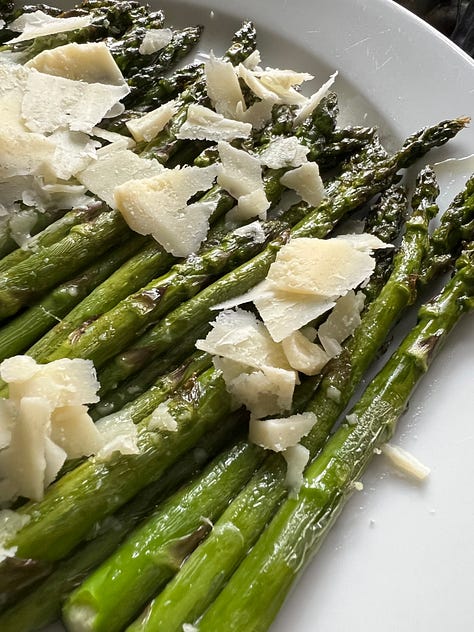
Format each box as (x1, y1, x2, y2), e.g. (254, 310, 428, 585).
(197, 241, 474, 632)
(108, 169, 436, 632)
(0, 207, 132, 320)
(0, 236, 145, 360)
(0, 411, 246, 631)
(0, 367, 234, 586)
(98, 118, 467, 393)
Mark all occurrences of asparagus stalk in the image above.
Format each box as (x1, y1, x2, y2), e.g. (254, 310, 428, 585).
(0, 207, 132, 320)
(197, 242, 474, 632)
(63, 435, 264, 632)
(98, 118, 467, 393)
(109, 169, 436, 632)
(0, 411, 246, 631)
(0, 236, 145, 360)
(0, 367, 234, 583)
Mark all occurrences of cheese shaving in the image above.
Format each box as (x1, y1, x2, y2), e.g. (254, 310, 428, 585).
(205, 53, 244, 118)
(125, 100, 178, 142)
(7, 10, 92, 44)
(249, 412, 316, 451)
(294, 71, 338, 125)
(177, 104, 252, 141)
(283, 444, 310, 494)
(139, 28, 173, 55)
(282, 330, 330, 375)
(381, 443, 431, 481)
(279, 162, 325, 206)
(259, 136, 309, 169)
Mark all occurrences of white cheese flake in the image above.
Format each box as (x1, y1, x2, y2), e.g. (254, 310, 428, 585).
(177, 104, 252, 142)
(77, 142, 163, 209)
(282, 330, 330, 375)
(7, 10, 92, 44)
(326, 385, 342, 403)
(259, 136, 309, 169)
(148, 402, 178, 432)
(381, 443, 431, 481)
(233, 220, 266, 244)
(205, 53, 245, 118)
(114, 164, 218, 256)
(279, 162, 325, 206)
(139, 28, 173, 55)
(22, 69, 130, 134)
(125, 100, 178, 142)
(267, 237, 376, 297)
(294, 71, 338, 125)
(249, 412, 316, 452)
(318, 290, 365, 356)
(283, 443, 310, 494)
(238, 64, 311, 105)
(26, 42, 127, 85)
(217, 141, 269, 220)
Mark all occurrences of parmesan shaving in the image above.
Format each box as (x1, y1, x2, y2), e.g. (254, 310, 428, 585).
(294, 71, 338, 125)
(114, 164, 218, 256)
(249, 412, 316, 451)
(125, 100, 178, 142)
(217, 141, 269, 220)
(381, 443, 431, 481)
(148, 402, 178, 432)
(26, 42, 127, 85)
(205, 53, 245, 118)
(259, 136, 309, 169)
(233, 220, 266, 243)
(318, 291, 365, 356)
(283, 444, 310, 494)
(279, 162, 325, 206)
(177, 104, 252, 142)
(139, 28, 173, 55)
(7, 10, 92, 44)
(282, 330, 330, 375)
(77, 142, 163, 208)
(238, 64, 311, 105)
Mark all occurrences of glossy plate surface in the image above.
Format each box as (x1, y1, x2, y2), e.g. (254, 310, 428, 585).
(46, 0, 473, 630)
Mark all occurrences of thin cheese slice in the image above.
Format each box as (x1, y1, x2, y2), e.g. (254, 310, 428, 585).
(77, 142, 163, 208)
(294, 72, 338, 125)
(196, 308, 292, 371)
(381, 443, 431, 481)
(176, 104, 252, 142)
(234, 99, 275, 129)
(317, 290, 365, 356)
(259, 136, 309, 169)
(114, 164, 218, 256)
(252, 280, 336, 342)
(125, 100, 178, 142)
(217, 141, 269, 220)
(283, 443, 310, 493)
(282, 330, 330, 375)
(249, 412, 316, 451)
(95, 414, 139, 458)
(139, 28, 173, 55)
(279, 162, 325, 206)
(26, 42, 126, 85)
(335, 233, 392, 252)
(50, 405, 103, 458)
(238, 64, 311, 105)
(148, 401, 178, 432)
(224, 365, 296, 418)
(22, 69, 129, 134)
(205, 53, 244, 118)
(49, 129, 99, 180)
(7, 10, 92, 44)
(267, 237, 376, 297)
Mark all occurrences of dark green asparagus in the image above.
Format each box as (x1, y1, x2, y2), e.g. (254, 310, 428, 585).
(197, 241, 474, 632)
(98, 119, 467, 393)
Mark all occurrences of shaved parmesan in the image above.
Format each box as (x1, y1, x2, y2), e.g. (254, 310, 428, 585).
(381, 443, 431, 481)
(22, 69, 129, 134)
(7, 10, 92, 44)
(177, 104, 252, 142)
(148, 402, 178, 432)
(196, 308, 291, 371)
(49, 129, 98, 180)
(249, 412, 316, 451)
(239, 64, 311, 105)
(139, 28, 173, 55)
(335, 233, 392, 252)
(283, 443, 310, 493)
(267, 237, 376, 297)
(318, 290, 365, 354)
(282, 330, 330, 375)
(294, 72, 338, 125)
(242, 50, 261, 69)
(114, 164, 218, 256)
(91, 127, 135, 148)
(95, 414, 139, 459)
(205, 53, 244, 118)
(125, 100, 178, 142)
(234, 99, 275, 129)
(259, 136, 309, 169)
(77, 142, 163, 208)
(217, 141, 269, 220)
(50, 405, 103, 458)
(219, 364, 296, 418)
(26, 42, 126, 85)
(252, 280, 336, 342)
(233, 220, 266, 243)
(279, 162, 325, 206)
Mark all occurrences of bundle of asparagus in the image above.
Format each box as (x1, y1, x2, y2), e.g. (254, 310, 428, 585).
(0, 1, 472, 631)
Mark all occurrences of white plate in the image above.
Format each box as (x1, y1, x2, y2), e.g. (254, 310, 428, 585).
(45, 0, 473, 630)
(158, 1, 474, 631)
